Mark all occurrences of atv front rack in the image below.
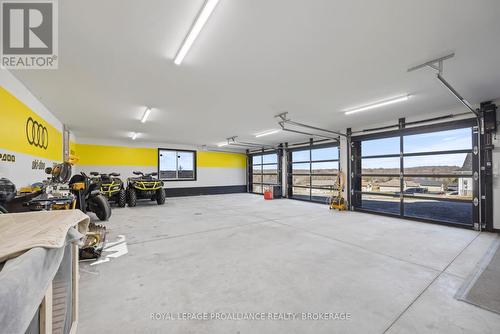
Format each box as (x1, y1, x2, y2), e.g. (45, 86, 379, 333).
(131, 180, 163, 191)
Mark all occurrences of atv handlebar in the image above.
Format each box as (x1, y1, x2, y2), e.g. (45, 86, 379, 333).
(133, 171, 157, 177)
(88, 172, 122, 178)
(129, 171, 159, 179)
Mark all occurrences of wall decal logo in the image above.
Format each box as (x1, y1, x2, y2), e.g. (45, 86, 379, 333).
(26, 117, 49, 149)
(1, 0, 58, 69)
(0, 153, 15, 162)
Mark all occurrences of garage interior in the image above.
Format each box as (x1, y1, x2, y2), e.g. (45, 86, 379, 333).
(1, 1, 500, 333)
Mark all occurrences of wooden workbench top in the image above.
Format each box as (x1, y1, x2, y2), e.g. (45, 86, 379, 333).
(0, 210, 90, 262)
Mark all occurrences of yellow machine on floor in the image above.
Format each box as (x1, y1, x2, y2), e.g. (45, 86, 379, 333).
(26, 162, 76, 211)
(329, 171, 348, 211)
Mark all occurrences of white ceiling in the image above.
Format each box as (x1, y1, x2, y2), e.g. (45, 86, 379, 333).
(12, 0, 500, 147)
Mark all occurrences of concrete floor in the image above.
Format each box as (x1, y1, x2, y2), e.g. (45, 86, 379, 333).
(79, 194, 500, 334)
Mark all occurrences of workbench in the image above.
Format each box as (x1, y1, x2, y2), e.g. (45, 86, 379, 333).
(0, 210, 89, 334)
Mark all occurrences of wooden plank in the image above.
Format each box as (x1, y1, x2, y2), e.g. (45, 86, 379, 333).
(69, 242, 79, 334)
(39, 282, 53, 334)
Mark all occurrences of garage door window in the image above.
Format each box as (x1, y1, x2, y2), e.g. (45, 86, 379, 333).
(250, 152, 281, 194)
(352, 123, 476, 227)
(158, 149, 196, 180)
(289, 144, 339, 203)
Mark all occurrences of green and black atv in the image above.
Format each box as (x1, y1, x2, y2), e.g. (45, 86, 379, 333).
(126, 171, 165, 207)
(91, 172, 127, 208)
(69, 172, 112, 221)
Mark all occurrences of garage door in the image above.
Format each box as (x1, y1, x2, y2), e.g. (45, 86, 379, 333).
(249, 152, 281, 194)
(287, 143, 340, 203)
(351, 119, 478, 228)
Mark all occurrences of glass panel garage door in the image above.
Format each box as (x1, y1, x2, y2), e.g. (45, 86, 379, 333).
(289, 145, 339, 203)
(250, 153, 280, 194)
(352, 124, 476, 227)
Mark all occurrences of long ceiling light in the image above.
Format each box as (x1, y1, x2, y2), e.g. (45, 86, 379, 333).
(141, 107, 152, 123)
(174, 0, 220, 65)
(255, 129, 280, 138)
(217, 142, 228, 147)
(344, 95, 410, 115)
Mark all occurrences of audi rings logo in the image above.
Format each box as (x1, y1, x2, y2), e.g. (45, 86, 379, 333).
(26, 117, 49, 150)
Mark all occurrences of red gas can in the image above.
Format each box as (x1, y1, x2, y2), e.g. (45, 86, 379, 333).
(264, 190, 273, 200)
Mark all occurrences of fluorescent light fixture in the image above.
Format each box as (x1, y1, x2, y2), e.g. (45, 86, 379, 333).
(131, 132, 138, 140)
(255, 129, 280, 138)
(344, 95, 411, 115)
(141, 107, 152, 123)
(174, 0, 220, 65)
(217, 142, 228, 147)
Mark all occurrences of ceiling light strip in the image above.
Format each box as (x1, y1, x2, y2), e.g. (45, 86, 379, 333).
(141, 107, 152, 123)
(344, 95, 410, 115)
(255, 129, 280, 138)
(174, 0, 220, 65)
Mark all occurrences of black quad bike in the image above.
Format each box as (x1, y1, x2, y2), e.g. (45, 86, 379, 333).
(69, 172, 112, 221)
(126, 171, 165, 207)
(91, 172, 126, 208)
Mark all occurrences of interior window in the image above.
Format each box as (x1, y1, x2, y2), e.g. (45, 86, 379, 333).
(159, 149, 196, 180)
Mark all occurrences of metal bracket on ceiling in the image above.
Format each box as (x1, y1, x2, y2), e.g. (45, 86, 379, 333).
(225, 136, 276, 149)
(407, 53, 455, 75)
(275, 112, 346, 140)
(278, 121, 339, 141)
(407, 53, 479, 117)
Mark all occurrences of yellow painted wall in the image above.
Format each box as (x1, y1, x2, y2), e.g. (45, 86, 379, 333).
(75, 144, 156, 166)
(0, 86, 63, 160)
(197, 151, 246, 168)
(75, 143, 246, 168)
(69, 140, 77, 156)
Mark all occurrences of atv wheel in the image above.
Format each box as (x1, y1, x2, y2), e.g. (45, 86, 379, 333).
(91, 194, 112, 221)
(127, 188, 137, 207)
(117, 189, 127, 207)
(156, 188, 166, 205)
